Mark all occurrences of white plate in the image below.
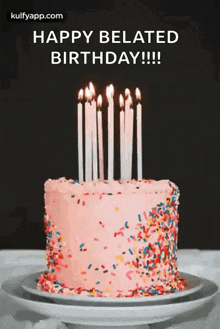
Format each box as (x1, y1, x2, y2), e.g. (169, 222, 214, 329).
(21, 271, 203, 304)
(2, 272, 218, 326)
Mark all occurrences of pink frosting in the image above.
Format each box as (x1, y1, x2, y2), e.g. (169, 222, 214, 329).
(41, 178, 183, 297)
(44, 178, 176, 196)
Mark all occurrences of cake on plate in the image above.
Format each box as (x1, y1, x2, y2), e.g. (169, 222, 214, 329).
(37, 84, 187, 297)
(37, 177, 187, 297)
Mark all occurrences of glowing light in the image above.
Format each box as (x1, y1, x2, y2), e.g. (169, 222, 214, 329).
(89, 82, 95, 97)
(78, 89, 83, 100)
(107, 84, 114, 99)
(125, 88, 130, 98)
(85, 87, 92, 102)
(119, 94, 124, 109)
(128, 94, 132, 105)
(97, 95, 102, 108)
(109, 84, 114, 97)
(135, 88, 141, 101)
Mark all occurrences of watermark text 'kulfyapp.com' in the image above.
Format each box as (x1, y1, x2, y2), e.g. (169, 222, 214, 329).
(8, 12, 65, 21)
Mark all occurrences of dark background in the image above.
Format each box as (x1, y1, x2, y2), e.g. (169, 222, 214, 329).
(1, 0, 220, 249)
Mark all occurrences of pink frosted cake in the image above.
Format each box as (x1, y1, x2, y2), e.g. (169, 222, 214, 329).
(37, 177, 187, 297)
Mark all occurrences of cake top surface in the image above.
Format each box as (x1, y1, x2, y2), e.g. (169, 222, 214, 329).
(44, 178, 178, 196)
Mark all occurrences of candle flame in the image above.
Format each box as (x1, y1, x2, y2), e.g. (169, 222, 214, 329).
(109, 84, 114, 96)
(106, 84, 114, 99)
(135, 88, 141, 101)
(97, 95, 102, 108)
(85, 87, 92, 101)
(128, 94, 132, 105)
(119, 94, 124, 109)
(89, 82, 95, 97)
(125, 88, 130, 97)
(78, 89, 83, 100)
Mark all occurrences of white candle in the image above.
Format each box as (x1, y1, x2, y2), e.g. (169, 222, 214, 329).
(127, 107, 134, 181)
(92, 100, 98, 182)
(119, 94, 125, 182)
(85, 87, 92, 181)
(136, 88, 142, 181)
(97, 95, 104, 181)
(107, 84, 114, 182)
(90, 82, 98, 182)
(124, 91, 132, 181)
(124, 88, 130, 131)
(125, 89, 132, 180)
(125, 89, 130, 109)
(77, 89, 84, 182)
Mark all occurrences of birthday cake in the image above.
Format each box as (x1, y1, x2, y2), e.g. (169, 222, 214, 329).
(38, 83, 187, 297)
(37, 177, 187, 297)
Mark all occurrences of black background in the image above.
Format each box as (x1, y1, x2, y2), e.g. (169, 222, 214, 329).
(1, 0, 220, 249)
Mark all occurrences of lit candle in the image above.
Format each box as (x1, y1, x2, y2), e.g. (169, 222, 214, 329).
(124, 91, 132, 181)
(125, 88, 130, 108)
(107, 84, 114, 182)
(125, 94, 134, 181)
(124, 88, 130, 131)
(78, 89, 84, 182)
(128, 106, 134, 181)
(119, 94, 125, 182)
(89, 82, 98, 182)
(136, 88, 142, 181)
(85, 87, 92, 181)
(97, 95, 104, 181)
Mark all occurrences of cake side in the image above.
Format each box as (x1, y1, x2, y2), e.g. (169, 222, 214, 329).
(38, 178, 187, 297)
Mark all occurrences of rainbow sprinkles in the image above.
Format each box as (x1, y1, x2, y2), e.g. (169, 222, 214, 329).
(37, 178, 188, 297)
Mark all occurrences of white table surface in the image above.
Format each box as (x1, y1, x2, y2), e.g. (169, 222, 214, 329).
(0, 249, 220, 329)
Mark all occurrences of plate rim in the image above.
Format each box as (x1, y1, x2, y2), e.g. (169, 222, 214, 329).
(21, 271, 203, 303)
(1, 272, 218, 326)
